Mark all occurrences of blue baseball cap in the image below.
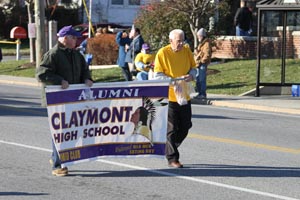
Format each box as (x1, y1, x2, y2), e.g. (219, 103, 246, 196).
(57, 25, 81, 37)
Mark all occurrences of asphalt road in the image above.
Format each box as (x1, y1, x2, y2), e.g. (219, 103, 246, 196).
(1, 84, 300, 200)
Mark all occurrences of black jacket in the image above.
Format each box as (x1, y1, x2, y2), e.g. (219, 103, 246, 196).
(234, 7, 252, 31)
(125, 35, 144, 63)
(36, 42, 91, 85)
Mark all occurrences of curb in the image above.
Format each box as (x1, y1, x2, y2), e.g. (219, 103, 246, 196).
(1, 75, 300, 115)
(210, 100, 300, 115)
(89, 65, 118, 69)
(0, 76, 41, 87)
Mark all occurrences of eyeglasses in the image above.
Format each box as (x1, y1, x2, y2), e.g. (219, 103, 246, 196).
(173, 40, 184, 44)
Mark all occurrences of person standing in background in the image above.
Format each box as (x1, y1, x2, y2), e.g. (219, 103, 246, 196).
(125, 27, 144, 79)
(116, 30, 132, 81)
(194, 28, 212, 99)
(36, 25, 93, 176)
(234, 0, 253, 36)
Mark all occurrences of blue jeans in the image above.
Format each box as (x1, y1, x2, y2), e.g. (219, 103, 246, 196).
(51, 140, 61, 169)
(136, 71, 148, 80)
(236, 26, 250, 36)
(85, 54, 93, 65)
(196, 64, 207, 97)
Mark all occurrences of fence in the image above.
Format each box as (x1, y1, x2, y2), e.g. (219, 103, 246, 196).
(0, 39, 22, 60)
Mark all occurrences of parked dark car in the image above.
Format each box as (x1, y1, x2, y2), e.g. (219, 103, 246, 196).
(73, 23, 130, 46)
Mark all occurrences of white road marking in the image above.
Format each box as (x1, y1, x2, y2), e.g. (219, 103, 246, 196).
(0, 140, 51, 152)
(97, 159, 299, 200)
(1, 139, 299, 200)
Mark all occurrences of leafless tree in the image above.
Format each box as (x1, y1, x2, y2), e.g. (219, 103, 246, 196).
(162, 0, 228, 49)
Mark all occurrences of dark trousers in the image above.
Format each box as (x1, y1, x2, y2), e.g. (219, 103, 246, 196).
(120, 64, 132, 81)
(165, 101, 192, 163)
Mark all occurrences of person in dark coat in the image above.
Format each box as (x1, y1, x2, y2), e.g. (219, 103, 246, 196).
(116, 30, 132, 81)
(36, 25, 93, 177)
(125, 27, 144, 78)
(234, 0, 253, 36)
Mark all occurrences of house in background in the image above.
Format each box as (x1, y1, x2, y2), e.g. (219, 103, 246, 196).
(82, 0, 151, 26)
(6, 0, 149, 25)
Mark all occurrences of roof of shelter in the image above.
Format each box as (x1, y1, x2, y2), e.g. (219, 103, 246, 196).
(257, 0, 300, 8)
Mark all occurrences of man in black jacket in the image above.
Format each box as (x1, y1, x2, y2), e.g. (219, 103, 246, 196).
(234, 0, 253, 36)
(125, 27, 144, 79)
(36, 25, 93, 176)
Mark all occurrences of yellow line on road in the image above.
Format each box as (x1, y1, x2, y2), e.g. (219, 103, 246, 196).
(189, 133, 300, 154)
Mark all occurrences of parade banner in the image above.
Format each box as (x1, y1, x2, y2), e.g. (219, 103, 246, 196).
(45, 80, 169, 167)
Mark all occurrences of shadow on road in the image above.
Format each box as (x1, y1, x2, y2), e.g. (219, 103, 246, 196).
(68, 164, 300, 178)
(0, 192, 49, 196)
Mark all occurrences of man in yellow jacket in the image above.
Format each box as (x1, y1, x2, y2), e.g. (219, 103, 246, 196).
(154, 29, 197, 168)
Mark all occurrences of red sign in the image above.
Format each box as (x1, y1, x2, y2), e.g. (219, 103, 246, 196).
(10, 26, 27, 39)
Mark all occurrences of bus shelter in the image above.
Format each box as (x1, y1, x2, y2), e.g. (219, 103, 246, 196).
(256, 0, 300, 96)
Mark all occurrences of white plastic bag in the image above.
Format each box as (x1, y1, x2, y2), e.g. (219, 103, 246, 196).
(148, 69, 154, 80)
(173, 80, 195, 105)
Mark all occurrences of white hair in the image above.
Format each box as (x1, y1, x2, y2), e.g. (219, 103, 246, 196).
(169, 29, 185, 40)
(197, 28, 206, 37)
(58, 37, 65, 43)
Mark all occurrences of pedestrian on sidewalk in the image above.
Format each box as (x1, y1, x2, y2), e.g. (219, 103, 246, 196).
(116, 30, 132, 81)
(234, 0, 253, 36)
(36, 25, 93, 177)
(194, 28, 212, 99)
(154, 29, 197, 168)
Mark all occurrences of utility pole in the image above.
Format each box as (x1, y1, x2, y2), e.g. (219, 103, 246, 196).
(26, 1, 35, 63)
(35, 0, 46, 68)
(88, 0, 93, 38)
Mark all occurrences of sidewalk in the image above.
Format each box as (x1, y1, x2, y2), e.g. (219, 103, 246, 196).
(1, 75, 300, 115)
(192, 94, 300, 115)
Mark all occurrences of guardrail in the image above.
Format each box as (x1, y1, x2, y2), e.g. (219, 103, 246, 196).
(0, 39, 22, 60)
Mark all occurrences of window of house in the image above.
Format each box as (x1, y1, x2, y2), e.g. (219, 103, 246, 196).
(112, 0, 124, 5)
(61, 0, 72, 3)
(129, 0, 140, 5)
(111, 0, 140, 6)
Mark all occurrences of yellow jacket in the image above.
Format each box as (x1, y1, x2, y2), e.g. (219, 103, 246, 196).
(134, 52, 156, 72)
(154, 44, 196, 102)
